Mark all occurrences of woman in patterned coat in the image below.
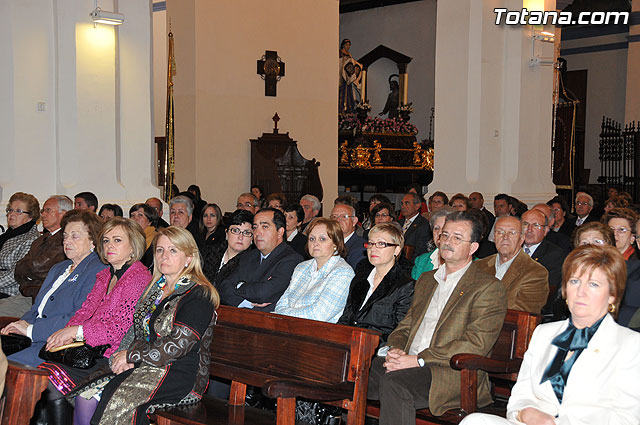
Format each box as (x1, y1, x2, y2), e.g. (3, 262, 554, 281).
(72, 226, 218, 425)
(0, 192, 40, 297)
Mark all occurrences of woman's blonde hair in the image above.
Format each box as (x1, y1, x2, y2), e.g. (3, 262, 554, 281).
(368, 222, 405, 250)
(151, 226, 219, 307)
(96, 217, 146, 265)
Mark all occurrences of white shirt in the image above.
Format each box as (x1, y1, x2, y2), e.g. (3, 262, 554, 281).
(402, 213, 418, 233)
(408, 260, 473, 355)
(576, 215, 587, 226)
(26, 264, 73, 339)
(495, 249, 521, 280)
(523, 242, 541, 257)
(287, 228, 299, 242)
(344, 231, 355, 244)
(359, 268, 377, 310)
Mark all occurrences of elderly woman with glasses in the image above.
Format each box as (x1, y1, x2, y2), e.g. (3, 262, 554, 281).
(601, 208, 637, 260)
(460, 244, 640, 425)
(275, 218, 353, 323)
(0, 192, 41, 298)
(338, 222, 414, 345)
(411, 207, 456, 280)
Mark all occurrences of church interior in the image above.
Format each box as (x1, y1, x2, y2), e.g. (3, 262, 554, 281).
(1, 0, 640, 424)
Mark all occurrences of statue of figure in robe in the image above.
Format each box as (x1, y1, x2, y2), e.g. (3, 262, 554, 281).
(339, 39, 362, 114)
(379, 75, 400, 119)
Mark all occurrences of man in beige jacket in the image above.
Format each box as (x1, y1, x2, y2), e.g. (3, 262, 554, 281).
(367, 211, 507, 425)
(475, 216, 549, 313)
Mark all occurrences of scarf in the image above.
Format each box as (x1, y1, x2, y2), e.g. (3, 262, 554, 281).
(0, 220, 36, 251)
(540, 315, 605, 403)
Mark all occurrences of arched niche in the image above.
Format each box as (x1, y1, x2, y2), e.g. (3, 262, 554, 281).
(357, 45, 412, 105)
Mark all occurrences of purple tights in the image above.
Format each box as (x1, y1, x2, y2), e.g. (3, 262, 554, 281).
(73, 396, 99, 425)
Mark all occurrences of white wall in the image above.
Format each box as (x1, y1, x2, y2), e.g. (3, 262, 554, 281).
(152, 7, 166, 138)
(339, 0, 437, 139)
(561, 34, 628, 184)
(165, 0, 339, 213)
(0, 0, 159, 224)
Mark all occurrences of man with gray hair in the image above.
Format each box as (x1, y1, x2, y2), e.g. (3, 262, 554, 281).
(170, 195, 205, 249)
(574, 191, 598, 226)
(299, 194, 321, 232)
(0, 195, 72, 316)
(398, 192, 432, 262)
(236, 193, 260, 214)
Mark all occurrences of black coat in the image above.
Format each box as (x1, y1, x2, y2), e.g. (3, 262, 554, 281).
(398, 214, 432, 261)
(338, 259, 415, 344)
(287, 231, 309, 259)
(618, 258, 640, 329)
(201, 240, 243, 288)
(530, 239, 567, 299)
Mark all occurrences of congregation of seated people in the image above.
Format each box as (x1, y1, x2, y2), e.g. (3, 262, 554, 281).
(1, 185, 640, 425)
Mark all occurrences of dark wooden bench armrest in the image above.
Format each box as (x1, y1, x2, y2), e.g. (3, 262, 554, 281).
(263, 379, 355, 402)
(451, 354, 523, 374)
(3, 361, 49, 425)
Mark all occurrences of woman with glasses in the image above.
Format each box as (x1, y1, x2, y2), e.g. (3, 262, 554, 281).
(601, 208, 637, 260)
(0, 192, 41, 298)
(275, 218, 353, 323)
(411, 207, 456, 280)
(600, 208, 640, 329)
(338, 222, 414, 345)
(572, 222, 615, 248)
(202, 210, 254, 288)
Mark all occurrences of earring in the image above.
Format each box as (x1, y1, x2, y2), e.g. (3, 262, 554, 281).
(184, 262, 189, 268)
(608, 303, 616, 313)
(90, 246, 94, 253)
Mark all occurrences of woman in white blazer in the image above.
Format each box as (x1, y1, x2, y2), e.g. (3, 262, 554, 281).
(461, 244, 640, 425)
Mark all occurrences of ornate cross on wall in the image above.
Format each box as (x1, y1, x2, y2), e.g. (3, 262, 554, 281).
(257, 50, 285, 96)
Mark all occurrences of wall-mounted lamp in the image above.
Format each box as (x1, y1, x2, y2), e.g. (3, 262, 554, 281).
(90, 7, 125, 26)
(530, 29, 555, 67)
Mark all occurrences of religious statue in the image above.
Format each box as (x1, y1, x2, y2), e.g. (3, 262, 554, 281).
(379, 75, 400, 119)
(339, 39, 362, 115)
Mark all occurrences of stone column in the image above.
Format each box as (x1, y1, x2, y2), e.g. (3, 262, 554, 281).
(625, 0, 640, 123)
(429, 0, 557, 209)
(0, 0, 159, 219)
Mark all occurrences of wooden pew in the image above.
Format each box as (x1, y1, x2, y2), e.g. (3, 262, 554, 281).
(1, 361, 48, 425)
(366, 309, 541, 425)
(156, 305, 379, 425)
(0, 316, 49, 425)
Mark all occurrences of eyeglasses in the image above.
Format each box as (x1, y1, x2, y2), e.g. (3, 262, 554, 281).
(439, 232, 471, 245)
(236, 202, 255, 208)
(41, 207, 57, 214)
(610, 226, 631, 235)
(576, 201, 590, 207)
(364, 241, 399, 249)
(330, 214, 354, 221)
(6, 208, 30, 215)
(522, 222, 545, 230)
(228, 227, 253, 237)
(374, 213, 390, 218)
(494, 229, 521, 238)
(579, 239, 606, 246)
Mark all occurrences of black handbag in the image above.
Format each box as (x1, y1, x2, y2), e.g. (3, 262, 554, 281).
(1, 333, 31, 355)
(38, 341, 110, 369)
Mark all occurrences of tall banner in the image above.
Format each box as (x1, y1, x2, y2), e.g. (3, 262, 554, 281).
(163, 32, 176, 202)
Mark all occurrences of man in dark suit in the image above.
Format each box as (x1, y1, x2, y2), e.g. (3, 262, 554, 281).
(532, 203, 572, 252)
(398, 193, 432, 262)
(469, 191, 495, 230)
(330, 203, 366, 269)
(0, 196, 72, 317)
(169, 195, 205, 250)
(574, 191, 599, 226)
(146, 197, 169, 228)
(521, 209, 567, 300)
(217, 208, 303, 312)
(367, 212, 506, 425)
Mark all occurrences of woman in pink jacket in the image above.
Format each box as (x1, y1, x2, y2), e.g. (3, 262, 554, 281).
(39, 217, 152, 425)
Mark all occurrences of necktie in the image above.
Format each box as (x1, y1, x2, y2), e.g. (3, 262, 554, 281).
(402, 220, 411, 234)
(524, 247, 531, 256)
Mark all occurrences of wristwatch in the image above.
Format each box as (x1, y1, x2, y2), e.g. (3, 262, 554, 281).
(417, 358, 425, 367)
